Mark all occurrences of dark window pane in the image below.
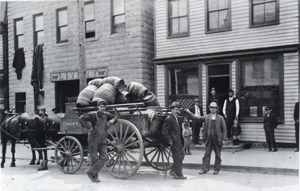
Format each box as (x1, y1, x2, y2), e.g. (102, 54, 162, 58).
(252, 60, 264, 78)
(208, 0, 218, 11)
(265, 2, 276, 22)
(179, 17, 188, 33)
(169, 0, 179, 18)
(208, 65, 229, 76)
(35, 15, 43, 31)
(209, 12, 218, 30)
(253, 4, 264, 24)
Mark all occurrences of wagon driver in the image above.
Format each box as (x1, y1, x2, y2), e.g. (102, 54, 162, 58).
(79, 100, 117, 182)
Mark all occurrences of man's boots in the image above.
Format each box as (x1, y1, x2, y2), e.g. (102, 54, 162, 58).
(86, 159, 106, 183)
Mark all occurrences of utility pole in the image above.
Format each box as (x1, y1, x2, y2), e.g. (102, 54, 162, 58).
(78, 0, 87, 91)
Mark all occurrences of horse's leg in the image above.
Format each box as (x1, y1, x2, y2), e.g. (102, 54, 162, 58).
(29, 138, 36, 165)
(1, 133, 7, 168)
(37, 150, 43, 165)
(10, 139, 16, 167)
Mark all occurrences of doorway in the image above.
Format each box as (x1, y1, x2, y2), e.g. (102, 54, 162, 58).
(55, 80, 79, 113)
(207, 64, 230, 115)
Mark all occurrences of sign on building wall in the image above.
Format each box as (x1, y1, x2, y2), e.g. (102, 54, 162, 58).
(50, 68, 107, 82)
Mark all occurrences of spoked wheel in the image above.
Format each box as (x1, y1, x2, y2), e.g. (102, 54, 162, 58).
(144, 138, 173, 171)
(105, 119, 144, 179)
(55, 136, 84, 174)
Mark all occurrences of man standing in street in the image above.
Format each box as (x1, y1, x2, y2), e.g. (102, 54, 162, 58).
(293, 101, 299, 152)
(223, 89, 240, 141)
(79, 100, 117, 182)
(162, 101, 186, 179)
(185, 102, 226, 175)
(263, 106, 278, 152)
(189, 98, 203, 145)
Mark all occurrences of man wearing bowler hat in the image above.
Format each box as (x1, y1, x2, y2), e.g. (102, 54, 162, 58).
(162, 101, 186, 179)
(189, 98, 203, 145)
(263, 106, 278, 152)
(185, 102, 226, 175)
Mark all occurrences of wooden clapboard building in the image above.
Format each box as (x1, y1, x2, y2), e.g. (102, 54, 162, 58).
(154, 0, 299, 143)
(1, 0, 154, 113)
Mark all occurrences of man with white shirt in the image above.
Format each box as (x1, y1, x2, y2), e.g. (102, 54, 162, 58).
(189, 98, 203, 145)
(185, 102, 226, 175)
(222, 89, 240, 141)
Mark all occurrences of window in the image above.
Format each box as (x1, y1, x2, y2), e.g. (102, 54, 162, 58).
(57, 7, 68, 43)
(33, 14, 44, 46)
(84, 1, 95, 38)
(14, 18, 24, 49)
(111, 0, 125, 34)
(15, 92, 26, 113)
(239, 56, 283, 121)
(206, 0, 231, 33)
(250, 0, 279, 27)
(168, 0, 188, 37)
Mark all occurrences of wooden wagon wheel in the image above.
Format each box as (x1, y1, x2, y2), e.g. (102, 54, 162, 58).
(54, 136, 84, 174)
(143, 138, 173, 171)
(105, 119, 144, 179)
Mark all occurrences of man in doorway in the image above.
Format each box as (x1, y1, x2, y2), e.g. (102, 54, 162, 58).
(223, 89, 240, 141)
(79, 100, 118, 182)
(162, 101, 186, 179)
(293, 101, 299, 152)
(189, 98, 203, 145)
(185, 102, 226, 175)
(208, 87, 219, 114)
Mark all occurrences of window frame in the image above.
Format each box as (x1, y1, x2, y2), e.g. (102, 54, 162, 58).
(111, 0, 126, 34)
(14, 18, 24, 50)
(56, 7, 68, 43)
(237, 54, 284, 123)
(84, 0, 95, 38)
(33, 13, 44, 47)
(249, 0, 280, 28)
(205, 0, 231, 34)
(167, 0, 190, 38)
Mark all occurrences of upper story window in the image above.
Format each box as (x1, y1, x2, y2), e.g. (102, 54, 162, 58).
(168, 0, 188, 37)
(112, 0, 125, 34)
(250, 0, 279, 27)
(33, 14, 44, 46)
(206, 0, 231, 33)
(14, 18, 24, 49)
(84, 1, 95, 38)
(57, 7, 68, 43)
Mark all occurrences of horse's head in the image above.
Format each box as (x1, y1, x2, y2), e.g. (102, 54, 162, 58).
(44, 114, 60, 135)
(19, 112, 44, 134)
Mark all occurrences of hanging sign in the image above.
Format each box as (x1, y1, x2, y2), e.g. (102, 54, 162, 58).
(50, 68, 107, 82)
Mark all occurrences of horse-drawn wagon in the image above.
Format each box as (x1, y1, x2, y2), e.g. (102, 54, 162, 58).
(54, 102, 174, 179)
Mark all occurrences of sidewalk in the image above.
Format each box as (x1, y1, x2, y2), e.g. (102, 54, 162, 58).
(2, 143, 299, 176)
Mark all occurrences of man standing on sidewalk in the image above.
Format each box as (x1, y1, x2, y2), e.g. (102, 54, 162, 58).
(162, 101, 186, 179)
(79, 100, 117, 182)
(263, 106, 278, 152)
(185, 102, 226, 175)
(189, 98, 203, 145)
(223, 89, 240, 141)
(293, 101, 299, 152)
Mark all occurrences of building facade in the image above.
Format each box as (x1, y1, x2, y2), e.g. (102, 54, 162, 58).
(2, 0, 154, 113)
(154, 0, 299, 143)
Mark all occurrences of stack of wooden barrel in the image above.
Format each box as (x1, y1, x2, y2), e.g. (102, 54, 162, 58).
(76, 76, 160, 108)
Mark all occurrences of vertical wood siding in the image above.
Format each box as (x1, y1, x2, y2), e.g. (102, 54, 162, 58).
(155, 0, 299, 59)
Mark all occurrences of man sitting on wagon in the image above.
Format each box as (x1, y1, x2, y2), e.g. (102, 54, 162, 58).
(79, 100, 118, 183)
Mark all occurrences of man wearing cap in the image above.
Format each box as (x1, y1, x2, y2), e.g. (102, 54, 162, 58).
(263, 106, 278, 152)
(79, 100, 118, 182)
(189, 98, 203, 145)
(208, 87, 219, 114)
(185, 102, 226, 175)
(222, 89, 240, 141)
(162, 101, 186, 179)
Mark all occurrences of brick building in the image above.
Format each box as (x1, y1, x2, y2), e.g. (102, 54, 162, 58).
(1, 0, 154, 113)
(154, 0, 299, 144)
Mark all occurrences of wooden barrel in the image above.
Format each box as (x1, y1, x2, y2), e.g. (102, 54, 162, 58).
(115, 92, 128, 104)
(76, 85, 98, 107)
(142, 92, 160, 106)
(92, 83, 117, 105)
(88, 78, 104, 88)
(127, 82, 148, 99)
(103, 76, 126, 93)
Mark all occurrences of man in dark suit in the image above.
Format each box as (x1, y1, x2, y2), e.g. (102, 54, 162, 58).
(263, 106, 278, 152)
(294, 102, 299, 152)
(162, 101, 186, 179)
(186, 102, 226, 175)
(189, 98, 203, 145)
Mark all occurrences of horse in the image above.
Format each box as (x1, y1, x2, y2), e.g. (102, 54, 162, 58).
(0, 111, 49, 170)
